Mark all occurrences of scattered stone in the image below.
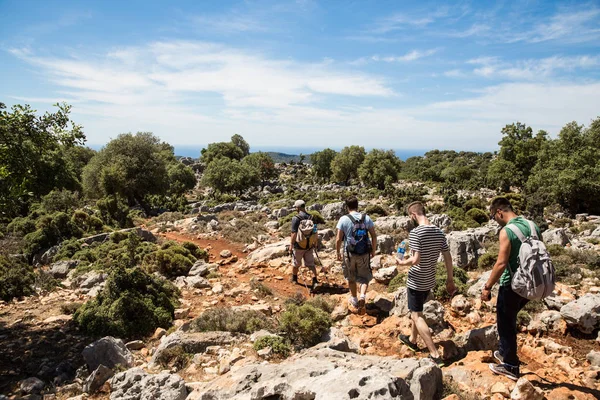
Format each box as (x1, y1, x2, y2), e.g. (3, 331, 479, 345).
(110, 368, 187, 400)
(315, 327, 358, 353)
(247, 241, 288, 264)
(220, 249, 232, 258)
(20, 377, 44, 394)
(510, 377, 544, 400)
(49, 260, 79, 279)
(372, 293, 394, 313)
(82, 336, 134, 372)
(423, 301, 446, 330)
(153, 327, 167, 340)
(587, 350, 600, 367)
(467, 271, 499, 299)
(490, 382, 510, 397)
(451, 295, 471, 315)
(83, 365, 113, 394)
(250, 330, 279, 343)
(185, 275, 212, 289)
(126, 340, 145, 351)
(560, 294, 600, 334)
(150, 331, 237, 367)
(373, 266, 398, 284)
(447, 230, 484, 268)
(174, 308, 190, 319)
(542, 228, 570, 246)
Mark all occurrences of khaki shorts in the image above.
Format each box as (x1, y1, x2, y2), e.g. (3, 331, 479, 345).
(342, 253, 372, 284)
(293, 248, 315, 268)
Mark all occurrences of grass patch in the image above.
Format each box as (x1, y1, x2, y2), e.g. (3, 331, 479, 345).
(190, 308, 274, 334)
(156, 346, 192, 370)
(250, 278, 273, 297)
(388, 273, 407, 293)
(60, 301, 83, 315)
(253, 335, 291, 358)
(221, 218, 268, 245)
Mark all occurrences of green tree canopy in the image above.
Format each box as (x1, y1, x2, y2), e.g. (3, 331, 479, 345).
(82, 132, 194, 213)
(0, 102, 85, 219)
(200, 134, 250, 164)
(358, 149, 402, 190)
(331, 145, 366, 185)
(310, 148, 337, 181)
(242, 152, 276, 190)
(201, 157, 256, 195)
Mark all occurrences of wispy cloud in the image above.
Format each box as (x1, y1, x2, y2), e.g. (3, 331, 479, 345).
(191, 14, 267, 34)
(351, 49, 438, 65)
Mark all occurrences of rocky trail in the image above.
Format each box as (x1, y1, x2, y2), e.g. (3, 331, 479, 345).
(2, 208, 600, 399)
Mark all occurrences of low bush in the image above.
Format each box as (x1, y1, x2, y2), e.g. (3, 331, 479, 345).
(0, 255, 35, 301)
(250, 278, 273, 297)
(60, 301, 83, 315)
(516, 310, 531, 326)
(565, 248, 600, 270)
(364, 204, 388, 217)
(546, 244, 566, 257)
(253, 335, 291, 358)
(34, 270, 61, 294)
(388, 273, 407, 293)
(463, 197, 487, 212)
(305, 295, 335, 313)
(143, 241, 197, 277)
(156, 346, 192, 370)
(477, 252, 497, 269)
(74, 266, 179, 339)
(221, 218, 267, 245)
(434, 264, 468, 301)
(279, 303, 332, 348)
(465, 208, 488, 225)
(191, 308, 274, 334)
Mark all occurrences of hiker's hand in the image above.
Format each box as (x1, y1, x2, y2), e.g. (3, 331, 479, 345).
(336, 252, 342, 261)
(481, 288, 492, 301)
(446, 279, 457, 296)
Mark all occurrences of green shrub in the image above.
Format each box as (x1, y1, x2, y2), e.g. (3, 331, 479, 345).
(546, 244, 566, 257)
(308, 210, 326, 224)
(463, 197, 487, 212)
(477, 252, 497, 269)
(552, 218, 572, 228)
(388, 273, 407, 293)
(38, 189, 82, 214)
(181, 241, 209, 261)
(305, 295, 335, 313)
(155, 346, 192, 369)
(565, 248, 600, 270)
(97, 195, 133, 228)
(523, 300, 545, 313)
(34, 270, 61, 294)
(221, 218, 267, 245)
(0, 255, 35, 301)
(465, 208, 488, 225)
(253, 335, 291, 357)
(517, 310, 531, 326)
(191, 308, 273, 334)
(60, 301, 83, 315)
(250, 278, 273, 297)
(587, 238, 600, 245)
(434, 264, 468, 301)
(74, 266, 179, 339)
(364, 204, 388, 217)
(279, 303, 332, 348)
(143, 242, 197, 277)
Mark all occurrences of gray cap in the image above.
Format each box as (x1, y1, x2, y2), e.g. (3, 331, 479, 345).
(294, 200, 305, 208)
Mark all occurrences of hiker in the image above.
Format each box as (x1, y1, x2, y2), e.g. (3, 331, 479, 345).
(482, 197, 542, 381)
(335, 196, 377, 315)
(289, 199, 319, 291)
(395, 201, 456, 367)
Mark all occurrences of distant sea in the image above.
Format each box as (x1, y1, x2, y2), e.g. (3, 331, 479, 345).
(172, 145, 428, 161)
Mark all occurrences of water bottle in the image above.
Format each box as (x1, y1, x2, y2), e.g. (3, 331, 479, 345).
(397, 240, 406, 260)
(312, 223, 318, 234)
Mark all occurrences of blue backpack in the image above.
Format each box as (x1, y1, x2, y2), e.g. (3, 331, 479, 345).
(346, 213, 371, 255)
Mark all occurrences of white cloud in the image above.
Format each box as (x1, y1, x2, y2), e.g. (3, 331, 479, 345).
(352, 49, 438, 65)
(469, 55, 600, 80)
(191, 14, 267, 34)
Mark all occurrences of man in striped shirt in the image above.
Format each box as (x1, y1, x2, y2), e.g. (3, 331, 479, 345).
(396, 201, 456, 366)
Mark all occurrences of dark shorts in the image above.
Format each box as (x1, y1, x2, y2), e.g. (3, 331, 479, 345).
(407, 288, 430, 312)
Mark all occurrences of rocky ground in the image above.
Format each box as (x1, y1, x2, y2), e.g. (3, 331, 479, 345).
(2, 202, 600, 400)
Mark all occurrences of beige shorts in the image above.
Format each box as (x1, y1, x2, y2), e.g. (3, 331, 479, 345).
(342, 253, 372, 284)
(293, 248, 315, 268)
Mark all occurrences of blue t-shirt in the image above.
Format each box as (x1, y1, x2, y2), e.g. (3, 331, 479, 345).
(336, 211, 374, 252)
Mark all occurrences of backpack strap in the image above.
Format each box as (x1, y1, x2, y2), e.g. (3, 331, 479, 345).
(505, 224, 526, 243)
(359, 213, 365, 224)
(526, 220, 539, 240)
(346, 214, 357, 224)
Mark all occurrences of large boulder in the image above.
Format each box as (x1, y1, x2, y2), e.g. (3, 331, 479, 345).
(423, 301, 446, 331)
(187, 347, 443, 400)
(150, 331, 238, 367)
(321, 202, 346, 221)
(314, 327, 358, 353)
(374, 216, 413, 232)
(83, 365, 113, 394)
(560, 294, 600, 334)
(247, 241, 288, 264)
(49, 260, 79, 279)
(377, 234, 395, 254)
(542, 228, 571, 246)
(467, 271, 499, 299)
(373, 266, 398, 284)
(428, 214, 452, 232)
(446, 231, 484, 268)
(82, 336, 134, 372)
(110, 368, 187, 400)
(440, 325, 499, 360)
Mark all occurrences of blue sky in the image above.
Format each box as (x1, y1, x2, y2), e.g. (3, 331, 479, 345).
(1, 0, 599, 152)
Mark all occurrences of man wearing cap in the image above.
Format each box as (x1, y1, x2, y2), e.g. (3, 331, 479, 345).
(290, 200, 319, 290)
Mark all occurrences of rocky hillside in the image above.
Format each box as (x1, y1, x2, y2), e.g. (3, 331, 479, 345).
(2, 192, 600, 400)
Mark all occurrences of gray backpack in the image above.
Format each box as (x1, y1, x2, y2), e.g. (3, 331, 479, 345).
(506, 220, 555, 300)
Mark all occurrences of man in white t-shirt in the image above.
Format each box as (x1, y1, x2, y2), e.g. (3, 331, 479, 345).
(396, 201, 456, 366)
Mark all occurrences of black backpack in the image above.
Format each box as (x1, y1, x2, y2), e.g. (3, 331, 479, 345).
(346, 213, 371, 255)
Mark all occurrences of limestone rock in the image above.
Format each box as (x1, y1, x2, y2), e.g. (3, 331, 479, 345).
(126, 340, 145, 351)
(560, 294, 600, 334)
(220, 249, 232, 258)
(247, 241, 288, 264)
(377, 234, 395, 254)
(185, 275, 212, 289)
(542, 228, 571, 246)
(20, 377, 44, 394)
(49, 260, 79, 279)
(150, 331, 237, 367)
(82, 336, 134, 372)
(423, 300, 446, 330)
(83, 365, 113, 394)
(321, 202, 346, 220)
(510, 377, 544, 400)
(109, 368, 187, 400)
(314, 327, 358, 353)
(374, 216, 414, 232)
(447, 230, 483, 268)
(318, 228, 335, 242)
(467, 271, 499, 299)
(187, 347, 442, 400)
(587, 350, 600, 367)
(451, 295, 471, 315)
(374, 266, 398, 284)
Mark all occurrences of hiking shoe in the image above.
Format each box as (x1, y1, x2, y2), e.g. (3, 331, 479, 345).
(357, 297, 366, 315)
(398, 334, 420, 353)
(493, 350, 504, 364)
(290, 275, 298, 284)
(311, 279, 319, 291)
(489, 363, 519, 381)
(429, 355, 445, 367)
(349, 297, 359, 309)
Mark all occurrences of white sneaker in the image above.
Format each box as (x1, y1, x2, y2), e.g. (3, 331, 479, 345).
(349, 297, 358, 308)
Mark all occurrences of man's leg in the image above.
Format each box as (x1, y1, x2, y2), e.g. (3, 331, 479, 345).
(411, 312, 440, 358)
(498, 286, 528, 366)
(303, 249, 318, 285)
(342, 254, 359, 308)
(355, 254, 372, 314)
(290, 248, 300, 283)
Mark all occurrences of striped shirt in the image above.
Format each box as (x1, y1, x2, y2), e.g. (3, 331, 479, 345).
(407, 224, 449, 291)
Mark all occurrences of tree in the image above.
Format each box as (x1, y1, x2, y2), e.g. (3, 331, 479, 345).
(200, 134, 250, 164)
(82, 132, 194, 214)
(486, 158, 519, 192)
(0, 103, 85, 219)
(201, 157, 255, 195)
(310, 148, 337, 181)
(358, 149, 402, 190)
(331, 146, 366, 185)
(526, 118, 600, 215)
(242, 152, 276, 190)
